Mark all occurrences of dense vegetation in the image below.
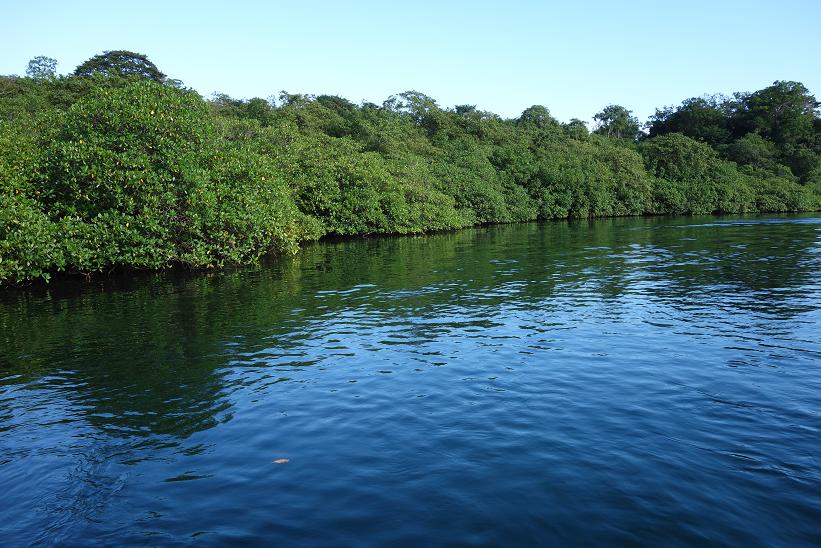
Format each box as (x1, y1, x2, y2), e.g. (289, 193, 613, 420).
(2, 51, 820, 284)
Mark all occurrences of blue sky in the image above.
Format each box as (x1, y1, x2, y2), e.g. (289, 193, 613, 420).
(2, 0, 820, 123)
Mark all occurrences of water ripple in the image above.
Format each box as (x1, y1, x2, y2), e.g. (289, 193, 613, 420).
(1, 214, 820, 544)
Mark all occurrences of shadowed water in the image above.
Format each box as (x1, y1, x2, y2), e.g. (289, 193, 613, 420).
(1, 215, 820, 545)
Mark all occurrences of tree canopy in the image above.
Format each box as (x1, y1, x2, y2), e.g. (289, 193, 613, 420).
(1, 54, 819, 284)
(647, 96, 731, 145)
(25, 56, 57, 80)
(646, 81, 821, 182)
(593, 105, 640, 140)
(73, 50, 166, 81)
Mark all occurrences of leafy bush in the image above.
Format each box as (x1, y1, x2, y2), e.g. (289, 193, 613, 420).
(1, 69, 818, 285)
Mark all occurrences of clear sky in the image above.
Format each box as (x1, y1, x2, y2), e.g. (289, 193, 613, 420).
(2, 0, 820, 123)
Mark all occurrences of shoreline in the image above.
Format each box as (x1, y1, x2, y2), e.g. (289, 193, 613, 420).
(3, 210, 819, 293)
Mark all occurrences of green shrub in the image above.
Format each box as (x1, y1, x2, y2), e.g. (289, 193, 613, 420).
(1, 76, 819, 285)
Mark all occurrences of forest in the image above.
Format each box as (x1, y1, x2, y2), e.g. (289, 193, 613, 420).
(1, 51, 819, 284)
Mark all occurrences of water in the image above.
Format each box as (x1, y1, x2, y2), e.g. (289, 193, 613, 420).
(2, 215, 821, 546)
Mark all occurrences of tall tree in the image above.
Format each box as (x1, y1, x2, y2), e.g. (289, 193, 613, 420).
(647, 95, 731, 145)
(73, 50, 166, 82)
(732, 81, 819, 147)
(516, 105, 558, 129)
(25, 56, 57, 80)
(593, 105, 640, 140)
(562, 118, 589, 140)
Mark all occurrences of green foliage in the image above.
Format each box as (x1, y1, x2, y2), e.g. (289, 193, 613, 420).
(0, 66, 818, 285)
(0, 81, 317, 283)
(641, 133, 722, 183)
(563, 119, 589, 140)
(724, 133, 780, 171)
(648, 96, 731, 146)
(593, 105, 640, 140)
(0, 118, 62, 282)
(517, 105, 559, 130)
(642, 133, 814, 214)
(74, 50, 166, 82)
(646, 82, 821, 183)
(187, 144, 324, 264)
(0, 76, 52, 122)
(210, 94, 275, 127)
(25, 56, 57, 80)
(262, 126, 461, 235)
(734, 81, 817, 147)
(525, 136, 651, 219)
(0, 195, 63, 283)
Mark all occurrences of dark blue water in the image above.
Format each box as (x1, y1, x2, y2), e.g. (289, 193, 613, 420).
(2, 215, 821, 546)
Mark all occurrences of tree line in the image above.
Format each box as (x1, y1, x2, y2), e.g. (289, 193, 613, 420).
(1, 51, 819, 284)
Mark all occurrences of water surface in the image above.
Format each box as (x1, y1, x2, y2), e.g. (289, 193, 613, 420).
(2, 215, 821, 545)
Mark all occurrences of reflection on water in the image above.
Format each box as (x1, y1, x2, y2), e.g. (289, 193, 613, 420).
(1, 215, 821, 544)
